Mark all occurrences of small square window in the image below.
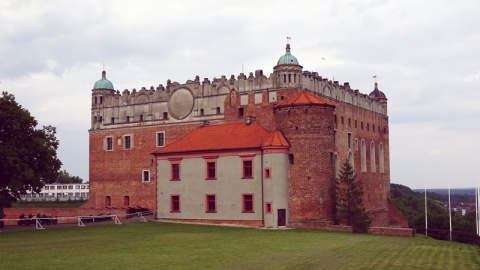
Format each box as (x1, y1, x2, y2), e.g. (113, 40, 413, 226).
(265, 202, 272, 214)
(265, 168, 271, 179)
(170, 195, 180, 212)
(142, 170, 150, 182)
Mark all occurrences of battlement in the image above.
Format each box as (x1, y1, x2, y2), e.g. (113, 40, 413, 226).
(90, 67, 388, 130)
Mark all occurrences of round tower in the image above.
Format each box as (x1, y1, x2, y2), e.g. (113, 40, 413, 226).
(274, 92, 337, 225)
(273, 43, 303, 89)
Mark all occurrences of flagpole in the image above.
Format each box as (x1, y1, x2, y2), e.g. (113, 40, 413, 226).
(448, 182, 452, 241)
(425, 179, 428, 238)
(477, 177, 479, 236)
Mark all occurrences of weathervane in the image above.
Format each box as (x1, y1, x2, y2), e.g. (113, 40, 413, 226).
(373, 75, 377, 83)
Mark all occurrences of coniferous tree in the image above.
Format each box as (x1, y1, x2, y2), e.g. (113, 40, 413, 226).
(335, 160, 371, 233)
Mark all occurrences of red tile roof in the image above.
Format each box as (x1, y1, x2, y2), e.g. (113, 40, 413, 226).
(153, 122, 277, 154)
(276, 91, 335, 107)
(262, 130, 289, 147)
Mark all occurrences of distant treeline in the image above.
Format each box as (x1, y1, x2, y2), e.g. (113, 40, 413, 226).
(391, 183, 479, 245)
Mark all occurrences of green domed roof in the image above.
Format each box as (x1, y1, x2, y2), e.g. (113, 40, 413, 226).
(93, 70, 114, 90)
(277, 43, 299, 65)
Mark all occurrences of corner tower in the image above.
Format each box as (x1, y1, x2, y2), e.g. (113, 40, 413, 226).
(91, 70, 115, 130)
(274, 43, 303, 89)
(274, 92, 337, 225)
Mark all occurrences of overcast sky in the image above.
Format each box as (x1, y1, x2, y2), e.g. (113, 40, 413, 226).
(1, 0, 479, 189)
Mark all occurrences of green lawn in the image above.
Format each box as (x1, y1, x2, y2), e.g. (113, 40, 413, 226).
(1, 222, 479, 269)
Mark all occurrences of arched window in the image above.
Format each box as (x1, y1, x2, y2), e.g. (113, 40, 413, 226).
(100, 96, 103, 104)
(379, 143, 385, 173)
(348, 150, 354, 169)
(370, 142, 376, 173)
(283, 74, 286, 83)
(361, 140, 366, 172)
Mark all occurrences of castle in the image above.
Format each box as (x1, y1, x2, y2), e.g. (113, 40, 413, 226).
(86, 43, 405, 229)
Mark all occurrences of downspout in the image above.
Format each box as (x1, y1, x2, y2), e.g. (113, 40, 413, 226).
(261, 149, 265, 227)
(152, 153, 158, 220)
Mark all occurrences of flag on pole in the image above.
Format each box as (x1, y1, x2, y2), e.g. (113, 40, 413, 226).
(425, 179, 428, 238)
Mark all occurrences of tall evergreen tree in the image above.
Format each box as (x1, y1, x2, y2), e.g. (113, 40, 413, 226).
(335, 160, 371, 233)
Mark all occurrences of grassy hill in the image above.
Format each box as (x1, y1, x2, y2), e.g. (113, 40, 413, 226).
(1, 222, 479, 269)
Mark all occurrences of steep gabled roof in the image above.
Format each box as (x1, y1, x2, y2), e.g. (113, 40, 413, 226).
(152, 122, 272, 155)
(275, 91, 335, 108)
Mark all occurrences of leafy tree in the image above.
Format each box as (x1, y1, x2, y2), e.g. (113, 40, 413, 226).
(57, 169, 83, 183)
(335, 160, 371, 233)
(0, 92, 62, 210)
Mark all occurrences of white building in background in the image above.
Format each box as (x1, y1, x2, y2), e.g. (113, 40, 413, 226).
(20, 183, 90, 201)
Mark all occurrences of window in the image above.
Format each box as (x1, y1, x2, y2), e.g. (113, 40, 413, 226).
(124, 135, 132, 150)
(205, 195, 217, 213)
(45, 186, 50, 190)
(68, 185, 73, 190)
(361, 140, 367, 172)
(126, 116, 130, 123)
(242, 194, 254, 213)
(200, 109, 204, 116)
(140, 114, 144, 121)
(289, 154, 294, 164)
(265, 168, 271, 179)
(156, 132, 165, 147)
(163, 112, 168, 119)
(370, 142, 376, 173)
(216, 107, 220, 114)
(242, 160, 253, 178)
(265, 202, 272, 214)
(170, 195, 180, 212)
(142, 170, 150, 182)
(348, 133, 352, 149)
(106, 137, 113, 151)
(105, 196, 111, 207)
(111, 117, 115, 124)
(238, 108, 244, 117)
(334, 130, 338, 147)
(171, 162, 180, 181)
(207, 162, 216, 179)
(124, 196, 130, 207)
(63, 185, 67, 189)
(355, 120, 357, 128)
(379, 143, 385, 173)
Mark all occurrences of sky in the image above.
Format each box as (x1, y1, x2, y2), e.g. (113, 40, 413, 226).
(1, 0, 479, 189)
